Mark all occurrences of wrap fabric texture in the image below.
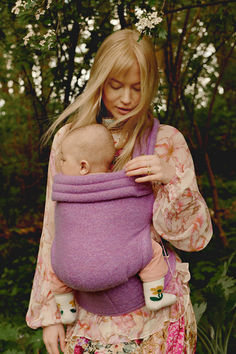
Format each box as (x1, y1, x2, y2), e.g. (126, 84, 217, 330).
(51, 119, 176, 316)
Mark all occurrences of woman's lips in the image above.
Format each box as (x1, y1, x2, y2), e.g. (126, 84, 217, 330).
(116, 107, 132, 115)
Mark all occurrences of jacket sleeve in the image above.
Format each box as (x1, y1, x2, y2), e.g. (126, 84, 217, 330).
(152, 125, 213, 251)
(26, 126, 68, 329)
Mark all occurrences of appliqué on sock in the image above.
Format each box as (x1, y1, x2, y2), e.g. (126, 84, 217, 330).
(150, 285, 163, 302)
(69, 299, 77, 313)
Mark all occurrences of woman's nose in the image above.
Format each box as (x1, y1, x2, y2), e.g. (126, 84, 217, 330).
(120, 88, 131, 104)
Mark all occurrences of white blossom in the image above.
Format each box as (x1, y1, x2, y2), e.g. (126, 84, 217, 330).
(12, 0, 27, 14)
(135, 8, 144, 17)
(44, 29, 55, 39)
(47, 0, 53, 9)
(23, 26, 35, 45)
(12, 0, 52, 16)
(135, 7, 163, 34)
(35, 9, 45, 20)
(12, 7, 20, 15)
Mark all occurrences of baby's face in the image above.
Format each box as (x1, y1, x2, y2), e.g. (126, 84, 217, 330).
(57, 127, 115, 175)
(59, 139, 82, 176)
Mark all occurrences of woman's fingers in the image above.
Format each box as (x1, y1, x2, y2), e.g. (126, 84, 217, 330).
(43, 324, 65, 354)
(125, 155, 160, 181)
(125, 155, 154, 171)
(125, 155, 175, 184)
(126, 167, 153, 176)
(132, 174, 161, 183)
(44, 339, 60, 354)
(59, 325, 66, 352)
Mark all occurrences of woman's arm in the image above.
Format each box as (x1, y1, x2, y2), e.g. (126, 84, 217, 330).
(152, 125, 212, 251)
(26, 125, 69, 329)
(126, 124, 212, 251)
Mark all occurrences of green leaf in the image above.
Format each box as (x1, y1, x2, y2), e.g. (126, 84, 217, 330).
(0, 323, 19, 341)
(150, 297, 159, 301)
(158, 28, 167, 39)
(148, 0, 157, 7)
(193, 302, 207, 324)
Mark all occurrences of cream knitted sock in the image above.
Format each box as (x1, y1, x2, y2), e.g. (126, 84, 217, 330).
(54, 292, 77, 324)
(143, 278, 176, 311)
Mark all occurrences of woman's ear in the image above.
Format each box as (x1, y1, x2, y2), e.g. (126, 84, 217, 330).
(80, 160, 90, 175)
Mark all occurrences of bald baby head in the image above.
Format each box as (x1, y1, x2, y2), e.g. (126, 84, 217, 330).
(58, 124, 115, 175)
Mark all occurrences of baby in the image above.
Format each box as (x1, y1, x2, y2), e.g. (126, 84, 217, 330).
(52, 124, 176, 324)
(56, 123, 115, 176)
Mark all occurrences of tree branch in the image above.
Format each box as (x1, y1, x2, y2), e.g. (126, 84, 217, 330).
(204, 42, 236, 149)
(181, 32, 235, 97)
(63, 21, 80, 108)
(117, 0, 127, 28)
(174, 8, 191, 98)
(163, 1, 235, 15)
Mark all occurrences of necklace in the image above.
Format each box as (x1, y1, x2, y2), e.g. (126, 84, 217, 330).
(102, 117, 127, 149)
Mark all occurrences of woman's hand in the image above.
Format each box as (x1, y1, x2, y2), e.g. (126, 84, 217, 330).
(125, 155, 175, 184)
(43, 324, 66, 354)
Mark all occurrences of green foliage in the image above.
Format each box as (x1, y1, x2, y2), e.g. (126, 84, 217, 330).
(0, 233, 40, 316)
(0, 316, 46, 353)
(192, 254, 236, 353)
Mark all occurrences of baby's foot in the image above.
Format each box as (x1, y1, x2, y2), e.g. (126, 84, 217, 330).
(143, 279, 176, 311)
(54, 292, 77, 324)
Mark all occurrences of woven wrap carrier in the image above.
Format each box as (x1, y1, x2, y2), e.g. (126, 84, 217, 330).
(51, 119, 176, 316)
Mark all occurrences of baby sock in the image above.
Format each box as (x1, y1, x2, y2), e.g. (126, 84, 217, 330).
(143, 278, 176, 311)
(54, 292, 77, 324)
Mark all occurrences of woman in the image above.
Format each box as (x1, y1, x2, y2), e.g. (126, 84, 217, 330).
(26, 29, 212, 353)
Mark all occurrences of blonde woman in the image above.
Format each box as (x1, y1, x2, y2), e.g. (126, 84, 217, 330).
(26, 29, 212, 354)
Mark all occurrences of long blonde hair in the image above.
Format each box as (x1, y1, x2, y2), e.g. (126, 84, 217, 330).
(44, 29, 159, 170)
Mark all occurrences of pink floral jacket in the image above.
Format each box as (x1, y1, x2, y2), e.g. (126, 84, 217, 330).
(26, 124, 212, 343)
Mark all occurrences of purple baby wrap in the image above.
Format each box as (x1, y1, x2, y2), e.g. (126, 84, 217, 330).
(51, 119, 176, 316)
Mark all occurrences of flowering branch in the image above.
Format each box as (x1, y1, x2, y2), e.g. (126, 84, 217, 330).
(135, 8, 166, 42)
(12, 0, 52, 15)
(12, 0, 56, 49)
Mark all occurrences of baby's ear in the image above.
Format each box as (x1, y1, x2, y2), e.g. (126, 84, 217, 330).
(80, 160, 90, 175)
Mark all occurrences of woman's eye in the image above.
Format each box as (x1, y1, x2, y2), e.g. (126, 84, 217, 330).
(133, 86, 141, 92)
(110, 84, 121, 90)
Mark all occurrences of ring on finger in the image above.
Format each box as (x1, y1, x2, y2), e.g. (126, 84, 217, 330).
(147, 166, 152, 175)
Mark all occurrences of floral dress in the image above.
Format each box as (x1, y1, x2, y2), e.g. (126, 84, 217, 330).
(26, 123, 212, 353)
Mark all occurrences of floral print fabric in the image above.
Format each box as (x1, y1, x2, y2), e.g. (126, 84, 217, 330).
(64, 259, 190, 345)
(71, 336, 142, 353)
(65, 303, 197, 353)
(26, 123, 212, 352)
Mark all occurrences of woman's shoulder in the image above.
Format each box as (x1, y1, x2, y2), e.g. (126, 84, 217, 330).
(55, 123, 71, 138)
(157, 124, 186, 143)
(52, 123, 71, 148)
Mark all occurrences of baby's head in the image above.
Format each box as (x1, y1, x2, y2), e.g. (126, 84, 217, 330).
(57, 124, 115, 176)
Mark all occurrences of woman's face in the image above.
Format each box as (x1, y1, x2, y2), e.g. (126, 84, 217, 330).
(102, 60, 141, 120)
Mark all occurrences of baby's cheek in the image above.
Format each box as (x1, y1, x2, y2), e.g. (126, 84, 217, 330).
(62, 161, 81, 176)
